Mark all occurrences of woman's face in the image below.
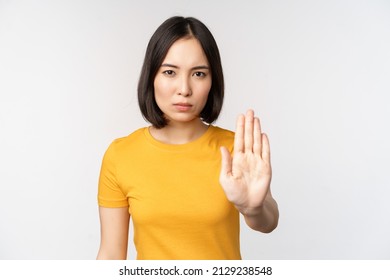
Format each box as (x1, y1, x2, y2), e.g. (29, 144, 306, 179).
(153, 37, 212, 126)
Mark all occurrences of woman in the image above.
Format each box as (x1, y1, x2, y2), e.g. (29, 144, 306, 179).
(97, 16, 279, 260)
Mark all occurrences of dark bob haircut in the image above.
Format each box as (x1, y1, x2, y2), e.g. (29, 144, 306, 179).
(138, 16, 224, 128)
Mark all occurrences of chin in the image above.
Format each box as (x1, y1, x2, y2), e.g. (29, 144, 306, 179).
(165, 114, 200, 124)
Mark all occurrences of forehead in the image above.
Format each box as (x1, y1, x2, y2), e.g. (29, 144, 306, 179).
(162, 37, 209, 66)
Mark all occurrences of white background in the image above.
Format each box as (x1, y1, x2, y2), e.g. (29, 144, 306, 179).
(0, 0, 389, 259)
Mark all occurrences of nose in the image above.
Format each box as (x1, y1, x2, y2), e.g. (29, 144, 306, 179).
(177, 76, 192, 97)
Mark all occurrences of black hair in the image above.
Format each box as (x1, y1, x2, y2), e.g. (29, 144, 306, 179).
(137, 16, 224, 128)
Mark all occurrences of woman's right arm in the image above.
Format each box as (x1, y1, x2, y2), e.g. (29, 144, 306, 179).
(96, 206, 130, 260)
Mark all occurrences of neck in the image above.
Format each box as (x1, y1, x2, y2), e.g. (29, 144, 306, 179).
(150, 119, 209, 144)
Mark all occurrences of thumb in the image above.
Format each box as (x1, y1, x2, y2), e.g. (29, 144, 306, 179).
(220, 146, 232, 177)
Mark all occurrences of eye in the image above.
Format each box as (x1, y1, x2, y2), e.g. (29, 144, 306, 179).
(163, 70, 175, 76)
(193, 72, 206, 77)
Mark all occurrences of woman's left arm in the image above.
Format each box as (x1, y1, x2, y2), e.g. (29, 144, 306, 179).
(220, 109, 279, 233)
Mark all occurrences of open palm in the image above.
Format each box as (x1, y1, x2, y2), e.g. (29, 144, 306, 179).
(220, 110, 272, 213)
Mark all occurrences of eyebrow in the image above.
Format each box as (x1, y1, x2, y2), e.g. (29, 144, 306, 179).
(161, 63, 210, 70)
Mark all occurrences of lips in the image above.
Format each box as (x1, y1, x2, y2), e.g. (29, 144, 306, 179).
(173, 102, 192, 111)
(174, 102, 192, 106)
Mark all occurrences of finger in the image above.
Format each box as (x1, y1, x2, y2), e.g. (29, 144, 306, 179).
(220, 146, 233, 177)
(234, 114, 245, 154)
(261, 133, 271, 162)
(253, 117, 262, 155)
(244, 110, 254, 153)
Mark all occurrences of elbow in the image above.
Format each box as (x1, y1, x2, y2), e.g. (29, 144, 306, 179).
(246, 217, 279, 233)
(254, 210, 279, 234)
(259, 219, 278, 234)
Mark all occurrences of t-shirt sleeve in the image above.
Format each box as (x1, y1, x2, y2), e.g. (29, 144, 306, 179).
(97, 141, 129, 208)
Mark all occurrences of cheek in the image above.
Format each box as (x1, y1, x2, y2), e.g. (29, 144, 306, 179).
(154, 77, 171, 100)
(198, 80, 212, 99)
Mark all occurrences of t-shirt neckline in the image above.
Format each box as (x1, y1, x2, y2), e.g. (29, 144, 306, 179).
(143, 125, 215, 151)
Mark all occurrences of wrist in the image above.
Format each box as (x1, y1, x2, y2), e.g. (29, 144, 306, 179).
(236, 204, 265, 217)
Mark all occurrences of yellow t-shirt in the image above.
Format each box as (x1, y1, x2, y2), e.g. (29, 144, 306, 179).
(98, 125, 241, 260)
